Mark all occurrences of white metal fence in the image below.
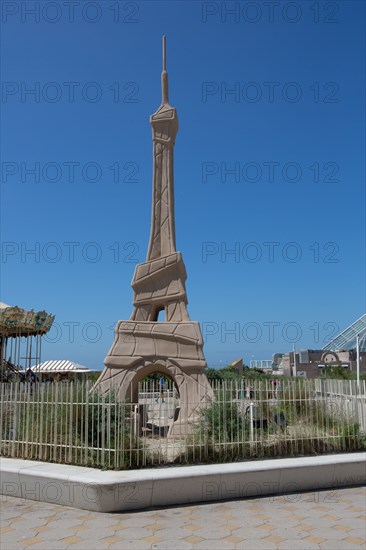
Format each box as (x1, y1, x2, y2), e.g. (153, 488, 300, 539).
(1, 379, 365, 470)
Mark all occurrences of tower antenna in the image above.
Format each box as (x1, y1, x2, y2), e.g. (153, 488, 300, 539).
(162, 35, 166, 71)
(161, 35, 169, 104)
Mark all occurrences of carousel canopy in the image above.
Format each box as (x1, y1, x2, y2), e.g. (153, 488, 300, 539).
(0, 302, 54, 337)
(31, 359, 94, 374)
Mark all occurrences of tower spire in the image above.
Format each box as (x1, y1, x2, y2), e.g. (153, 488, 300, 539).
(161, 35, 169, 105)
(146, 35, 178, 261)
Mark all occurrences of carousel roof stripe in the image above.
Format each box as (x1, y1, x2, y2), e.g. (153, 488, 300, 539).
(31, 359, 93, 373)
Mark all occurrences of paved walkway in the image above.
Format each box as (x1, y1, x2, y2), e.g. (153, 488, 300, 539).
(1, 487, 365, 549)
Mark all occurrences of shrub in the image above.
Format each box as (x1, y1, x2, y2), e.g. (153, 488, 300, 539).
(194, 391, 250, 444)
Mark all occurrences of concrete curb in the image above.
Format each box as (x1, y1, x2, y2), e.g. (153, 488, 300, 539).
(1, 453, 365, 513)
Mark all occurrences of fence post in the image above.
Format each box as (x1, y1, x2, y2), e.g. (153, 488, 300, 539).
(249, 402, 254, 445)
(12, 382, 18, 457)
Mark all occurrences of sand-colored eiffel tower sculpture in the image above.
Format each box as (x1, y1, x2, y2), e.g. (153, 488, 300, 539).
(93, 37, 213, 431)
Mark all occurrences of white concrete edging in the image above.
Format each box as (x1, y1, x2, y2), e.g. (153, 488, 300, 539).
(1, 453, 365, 513)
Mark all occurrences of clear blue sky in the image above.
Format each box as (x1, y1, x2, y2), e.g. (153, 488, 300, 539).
(1, 1, 365, 370)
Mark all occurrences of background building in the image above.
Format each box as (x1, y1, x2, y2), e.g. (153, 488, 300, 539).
(276, 315, 366, 378)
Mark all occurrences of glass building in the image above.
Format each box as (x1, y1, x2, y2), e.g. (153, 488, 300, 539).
(322, 314, 366, 352)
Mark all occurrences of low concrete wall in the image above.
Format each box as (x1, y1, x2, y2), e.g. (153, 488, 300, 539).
(1, 453, 365, 513)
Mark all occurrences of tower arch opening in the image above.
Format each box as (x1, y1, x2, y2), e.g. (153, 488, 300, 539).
(132, 363, 180, 437)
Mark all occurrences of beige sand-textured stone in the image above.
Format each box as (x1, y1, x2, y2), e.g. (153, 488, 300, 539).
(93, 37, 212, 425)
